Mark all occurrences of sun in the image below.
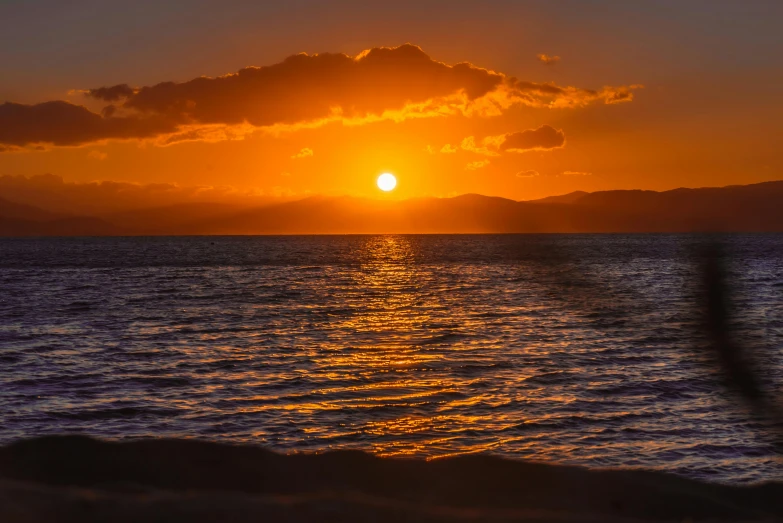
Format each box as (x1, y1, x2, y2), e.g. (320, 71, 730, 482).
(377, 173, 397, 192)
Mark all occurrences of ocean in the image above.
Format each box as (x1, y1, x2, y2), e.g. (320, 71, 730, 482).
(1, 234, 781, 484)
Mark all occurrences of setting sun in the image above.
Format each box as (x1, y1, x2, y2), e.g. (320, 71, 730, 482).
(377, 173, 397, 192)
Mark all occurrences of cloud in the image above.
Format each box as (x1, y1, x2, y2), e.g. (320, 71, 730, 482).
(0, 101, 177, 147)
(516, 170, 540, 178)
(291, 147, 313, 159)
(499, 125, 565, 152)
(440, 143, 459, 154)
(504, 80, 641, 109)
(461, 125, 566, 156)
(86, 84, 136, 102)
(87, 150, 107, 160)
(537, 54, 561, 65)
(562, 170, 592, 176)
(460, 136, 502, 156)
(465, 159, 490, 170)
(118, 43, 505, 131)
(1, 44, 640, 150)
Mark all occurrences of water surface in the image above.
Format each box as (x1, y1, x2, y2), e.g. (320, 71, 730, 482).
(1, 234, 782, 484)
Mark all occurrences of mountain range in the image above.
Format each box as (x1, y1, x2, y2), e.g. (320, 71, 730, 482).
(2, 181, 783, 236)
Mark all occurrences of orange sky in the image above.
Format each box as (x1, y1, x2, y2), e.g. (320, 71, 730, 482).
(1, 1, 782, 204)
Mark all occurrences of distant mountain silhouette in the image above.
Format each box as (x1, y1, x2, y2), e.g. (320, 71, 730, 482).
(179, 181, 783, 234)
(0, 197, 66, 222)
(2, 181, 783, 235)
(0, 197, 120, 236)
(526, 191, 589, 204)
(102, 202, 247, 233)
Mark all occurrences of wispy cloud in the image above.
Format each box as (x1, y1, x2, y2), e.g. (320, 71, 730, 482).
(465, 159, 490, 170)
(537, 53, 561, 65)
(440, 144, 459, 154)
(516, 170, 540, 178)
(291, 147, 313, 159)
(87, 150, 107, 160)
(460, 136, 502, 157)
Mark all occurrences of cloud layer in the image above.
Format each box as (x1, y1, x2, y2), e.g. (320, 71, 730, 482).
(0, 44, 640, 150)
(0, 101, 176, 148)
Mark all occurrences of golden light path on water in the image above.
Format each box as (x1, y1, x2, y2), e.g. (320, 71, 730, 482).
(235, 236, 618, 459)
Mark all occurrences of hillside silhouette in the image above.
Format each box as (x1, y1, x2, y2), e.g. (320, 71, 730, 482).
(2, 181, 783, 235)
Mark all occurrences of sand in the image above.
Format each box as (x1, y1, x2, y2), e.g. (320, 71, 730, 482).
(1, 436, 780, 522)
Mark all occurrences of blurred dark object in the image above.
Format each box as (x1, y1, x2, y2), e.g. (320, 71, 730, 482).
(699, 242, 783, 451)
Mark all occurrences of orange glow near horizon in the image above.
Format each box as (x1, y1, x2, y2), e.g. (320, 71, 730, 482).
(0, 43, 656, 205)
(1, 29, 782, 210)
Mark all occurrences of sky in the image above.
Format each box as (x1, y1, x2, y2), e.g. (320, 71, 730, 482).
(1, 0, 782, 203)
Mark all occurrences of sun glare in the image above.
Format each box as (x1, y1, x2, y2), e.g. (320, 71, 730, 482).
(377, 173, 397, 192)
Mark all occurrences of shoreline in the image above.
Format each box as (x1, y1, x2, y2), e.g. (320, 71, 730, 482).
(1, 436, 781, 522)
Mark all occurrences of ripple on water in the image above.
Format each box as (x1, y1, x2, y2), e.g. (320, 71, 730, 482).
(0, 234, 782, 484)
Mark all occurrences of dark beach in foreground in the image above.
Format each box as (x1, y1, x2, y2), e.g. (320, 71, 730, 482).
(1, 436, 781, 522)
